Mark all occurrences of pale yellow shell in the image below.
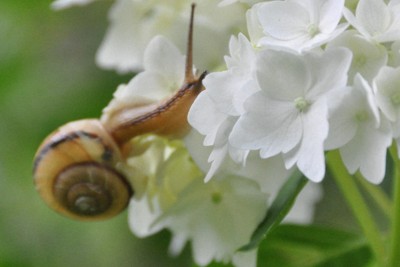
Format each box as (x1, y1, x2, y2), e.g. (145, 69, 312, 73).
(33, 119, 132, 221)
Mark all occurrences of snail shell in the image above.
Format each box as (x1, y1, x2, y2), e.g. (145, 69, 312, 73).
(33, 120, 132, 221)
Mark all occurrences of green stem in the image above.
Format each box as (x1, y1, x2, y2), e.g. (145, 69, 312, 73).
(388, 144, 400, 267)
(355, 173, 392, 219)
(327, 150, 387, 266)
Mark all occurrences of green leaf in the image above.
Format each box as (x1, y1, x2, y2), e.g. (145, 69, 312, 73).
(257, 224, 373, 267)
(240, 170, 308, 251)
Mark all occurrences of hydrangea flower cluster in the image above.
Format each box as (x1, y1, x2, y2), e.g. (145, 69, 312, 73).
(48, 0, 400, 266)
(100, 35, 321, 267)
(189, 0, 400, 185)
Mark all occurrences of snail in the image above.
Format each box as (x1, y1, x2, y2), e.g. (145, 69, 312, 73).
(33, 4, 205, 221)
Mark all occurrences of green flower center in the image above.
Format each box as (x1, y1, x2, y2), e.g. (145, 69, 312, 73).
(355, 111, 369, 122)
(211, 192, 223, 205)
(308, 24, 319, 37)
(294, 97, 310, 112)
(391, 92, 400, 105)
(354, 54, 367, 68)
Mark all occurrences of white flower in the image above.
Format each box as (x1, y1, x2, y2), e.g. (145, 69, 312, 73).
(101, 35, 185, 123)
(374, 66, 400, 138)
(253, 0, 347, 52)
(343, 0, 400, 43)
(230, 48, 352, 182)
(327, 30, 387, 82)
(159, 176, 267, 267)
(188, 34, 257, 180)
(325, 74, 392, 184)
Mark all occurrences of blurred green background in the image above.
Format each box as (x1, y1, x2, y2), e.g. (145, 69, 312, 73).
(0, 1, 389, 267)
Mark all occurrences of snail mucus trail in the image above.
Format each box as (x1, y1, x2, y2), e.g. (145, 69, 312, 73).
(33, 4, 206, 221)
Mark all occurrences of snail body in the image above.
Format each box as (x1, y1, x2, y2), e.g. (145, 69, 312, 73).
(33, 4, 204, 221)
(103, 71, 206, 145)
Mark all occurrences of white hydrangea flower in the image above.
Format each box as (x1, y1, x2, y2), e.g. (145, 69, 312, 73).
(253, 0, 348, 52)
(327, 30, 388, 82)
(101, 35, 185, 123)
(325, 74, 392, 184)
(343, 0, 400, 43)
(159, 176, 267, 267)
(230, 48, 352, 182)
(188, 34, 257, 180)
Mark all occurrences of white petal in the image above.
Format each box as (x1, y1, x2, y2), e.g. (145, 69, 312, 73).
(284, 181, 323, 224)
(232, 250, 257, 267)
(257, 2, 310, 40)
(306, 47, 352, 100)
(168, 233, 187, 256)
(340, 120, 391, 184)
(184, 130, 214, 173)
(96, 0, 147, 73)
(317, 0, 345, 32)
(285, 98, 329, 182)
(204, 145, 229, 182)
(188, 92, 229, 145)
(143, 36, 185, 83)
(225, 33, 257, 72)
(203, 71, 244, 116)
(160, 177, 267, 266)
(246, 5, 265, 47)
(374, 66, 400, 121)
(122, 71, 173, 102)
(356, 0, 390, 39)
(325, 89, 358, 149)
(128, 196, 164, 238)
(327, 31, 387, 82)
(256, 50, 311, 100)
(230, 92, 302, 157)
(343, 7, 369, 38)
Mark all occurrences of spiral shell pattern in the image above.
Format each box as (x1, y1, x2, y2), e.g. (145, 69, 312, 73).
(33, 119, 132, 221)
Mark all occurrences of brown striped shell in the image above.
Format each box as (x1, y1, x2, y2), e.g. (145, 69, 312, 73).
(33, 120, 132, 221)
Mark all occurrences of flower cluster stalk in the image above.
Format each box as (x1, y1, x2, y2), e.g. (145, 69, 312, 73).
(328, 150, 386, 266)
(389, 145, 400, 267)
